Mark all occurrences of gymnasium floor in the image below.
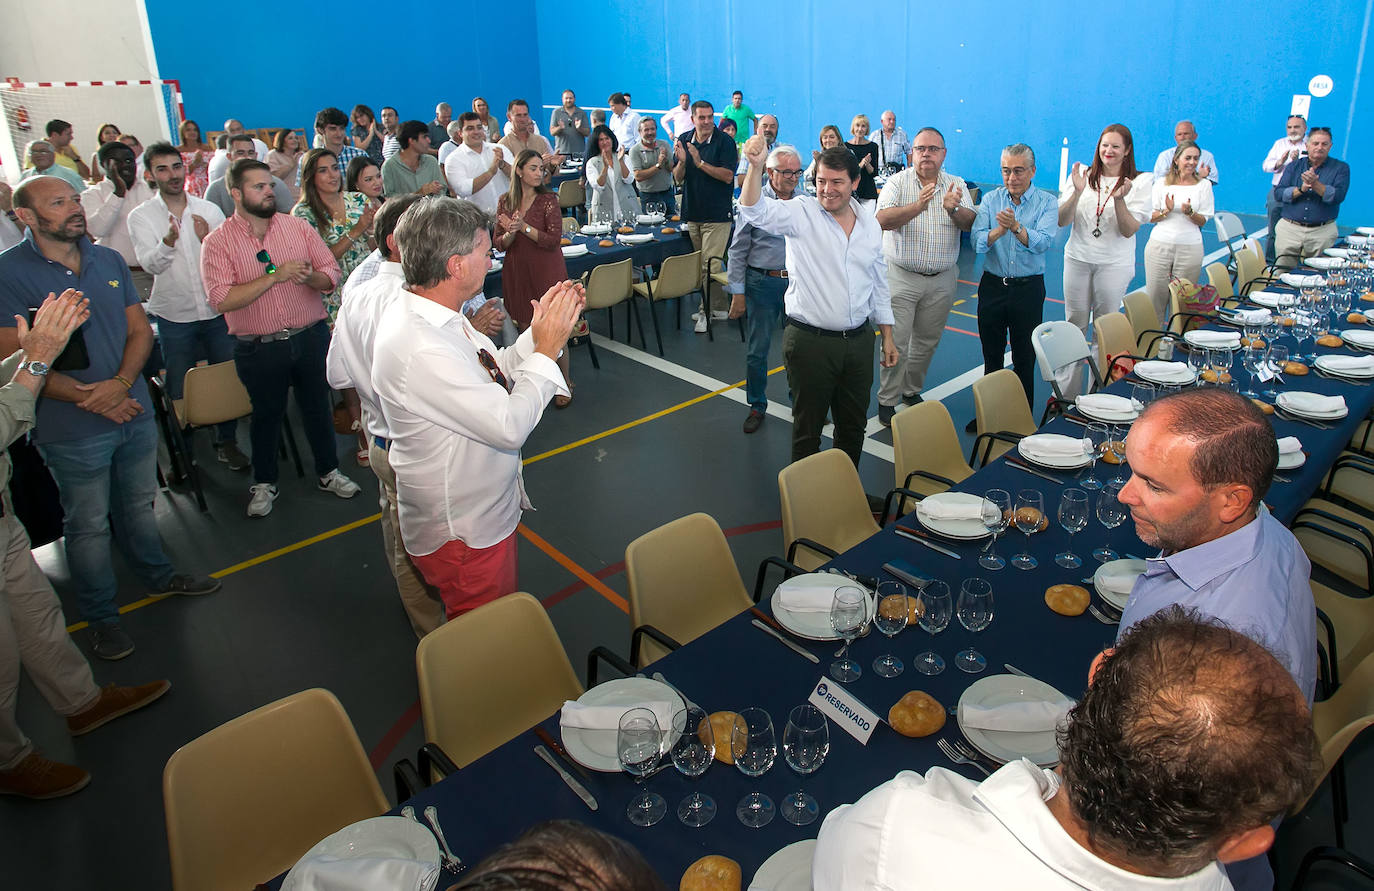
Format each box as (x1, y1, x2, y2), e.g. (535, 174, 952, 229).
(5, 211, 1371, 889)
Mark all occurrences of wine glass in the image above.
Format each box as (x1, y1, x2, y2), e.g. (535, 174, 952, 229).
(1055, 488, 1089, 568)
(1186, 342, 1207, 385)
(1079, 422, 1108, 490)
(913, 580, 951, 675)
(1241, 346, 1264, 398)
(1107, 425, 1129, 485)
(1129, 381, 1155, 408)
(732, 708, 776, 828)
(1011, 489, 1043, 570)
(671, 707, 716, 827)
(871, 581, 908, 678)
(955, 578, 994, 674)
(979, 488, 1010, 571)
(780, 704, 829, 826)
(829, 586, 868, 683)
(1093, 482, 1127, 562)
(1263, 343, 1288, 400)
(618, 708, 666, 827)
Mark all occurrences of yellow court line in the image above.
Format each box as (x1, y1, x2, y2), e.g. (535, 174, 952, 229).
(65, 364, 787, 632)
(950, 310, 978, 320)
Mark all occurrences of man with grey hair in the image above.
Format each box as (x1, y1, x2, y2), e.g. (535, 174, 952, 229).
(874, 126, 974, 425)
(1152, 120, 1218, 184)
(727, 143, 802, 433)
(21, 141, 86, 192)
(875, 111, 911, 172)
(371, 197, 584, 618)
(437, 120, 464, 167)
(427, 103, 453, 156)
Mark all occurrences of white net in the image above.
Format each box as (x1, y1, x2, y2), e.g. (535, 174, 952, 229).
(0, 78, 182, 184)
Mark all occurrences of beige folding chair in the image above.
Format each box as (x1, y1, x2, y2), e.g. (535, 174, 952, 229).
(779, 449, 880, 570)
(163, 688, 388, 891)
(890, 400, 973, 513)
(561, 216, 579, 234)
(1290, 649, 1374, 847)
(1293, 493, 1374, 595)
(625, 512, 753, 665)
(1121, 289, 1171, 357)
(631, 250, 701, 356)
(970, 369, 1037, 466)
(557, 180, 585, 222)
(1313, 581, 1374, 691)
(1236, 245, 1279, 295)
(1093, 311, 1147, 382)
(1205, 261, 1236, 306)
(578, 257, 640, 368)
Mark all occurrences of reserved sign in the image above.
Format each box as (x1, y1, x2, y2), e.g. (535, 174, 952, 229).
(808, 678, 880, 745)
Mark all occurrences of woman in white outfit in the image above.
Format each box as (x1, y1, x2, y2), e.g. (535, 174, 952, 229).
(584, 125, 637, 222)
(1143, 141, 1213, 323)
(1057, 124, 1152, 395)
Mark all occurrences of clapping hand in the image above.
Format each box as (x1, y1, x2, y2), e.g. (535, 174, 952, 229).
(942, 184, 964, 212)
(685, 141, 702, 165)
(468, 298, 506, 336)
(657, 146, 669, 167)
(104, 159, 127, 197)
(1300, 168, 1319, 191)
(357, 202, 377, 233)
(675, 141, 687, 165)
(163, 214, 180, 247)
(1070, 162, 1087, 192)
(913, 182, 936, 212)
(1198, 162, 1212, 179)
(1181, 199, 1194, 216)
(191, 214, 210, 241)
(420, 180, 445, 196)
(995, 208, 1018, 232)
(859, 153, 872, 171)
(15, 289, 90, 365)
(276, 259, 311, 284)
(1164, 193, 1175, 212)
(741, 135, 768, 168)
(1110, 176, 1133, 200)
(530, 280, 587, 358)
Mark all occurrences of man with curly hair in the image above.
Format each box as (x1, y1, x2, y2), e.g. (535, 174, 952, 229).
(812, 607, 1320, 889)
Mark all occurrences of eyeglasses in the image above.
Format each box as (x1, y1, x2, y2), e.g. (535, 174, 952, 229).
(773, 168, 803, 177)
(255, 249, 277, 275)
(477, 348, 511, 391)
(1001, 167, 1030, 177)
(913, 145, 945, 154)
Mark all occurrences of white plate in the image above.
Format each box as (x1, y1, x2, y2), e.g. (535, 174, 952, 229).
(1357, 226, 1374, 236)
(1133, 364, 1197, 386)
(1183, 330, 1241, 350)
(1016, 438, 1094, 470)
(617, 233, 655, 244)
(560, 678, 685, 772)
(749, 839, 816, 891)
(1075, 402, 1140, 424)
(1276, 393, 1349, 419)
(1247, 291, 1283, 309)
(1341, 329, 1374, 348)
(1305, 256, 1347, 270)
(1326, 248, 1354, 258)
(772, 575, 874, 642)
(281, 817, 440, 891)
(1093, 557, 1147, 610)
(636, 214, 665, 225)
(1278, 449, 1307, 470)
(579, 224, 610, 236)
(957, 675, 1069, 768)
(915, 492, 995, 540)
(561, 244, 590, 258)
(1315, 356, 1374, 378)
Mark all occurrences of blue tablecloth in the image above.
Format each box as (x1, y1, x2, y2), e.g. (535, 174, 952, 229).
(482, 222, 693, 299)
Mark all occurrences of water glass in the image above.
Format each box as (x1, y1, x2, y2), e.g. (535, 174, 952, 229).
(1241, 346, 1264, 397)
(914, 580, 951, 675)
(671, 707, 717, 827)
(979, 489, 1011, 570)
(1263, 343, 1288, 400)
(1186, 343, 1207, 384)
(1107, 425, 1129, 485)
(1011, 489, 1043, 570)
(955, 578, 994, 674)
(732, 708, 777, 828)
(780, 704, 829, 826)
(1056, 488, 1089, 568)
(829, 586, 868, 683)
(1079, 422, 1108, 490)
(1129, 381, 1155, 407)
(618, 708, 666, 827)
(871, 581, 908, 678)
(1093, 482, 1127, 562)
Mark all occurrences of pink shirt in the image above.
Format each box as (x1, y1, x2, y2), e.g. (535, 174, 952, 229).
(200, 211, 339, 336)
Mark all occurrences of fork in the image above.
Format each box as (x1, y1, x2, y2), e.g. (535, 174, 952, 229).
(936, 738, 990, 777)
(948, 738, 997, 773)
(423, 805, 464, 874)
(1087, 604, 1118, 625)
(1273, 407, 1332, 430)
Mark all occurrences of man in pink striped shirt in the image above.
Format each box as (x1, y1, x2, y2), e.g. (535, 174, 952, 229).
(200, 159, 361, 517)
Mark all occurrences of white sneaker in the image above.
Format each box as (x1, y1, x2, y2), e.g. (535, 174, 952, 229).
(711, 310, 729, 320)
(247, 484, 278, 517)
(694, 316, 709, 334)
(318, 469, 361, 498)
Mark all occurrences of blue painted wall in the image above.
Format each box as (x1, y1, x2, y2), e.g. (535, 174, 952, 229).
(145, 0, 1369, 220)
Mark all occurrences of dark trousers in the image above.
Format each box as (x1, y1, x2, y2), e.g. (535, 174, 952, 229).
(782, 322, 873, 467)
(1265, 191, 1282, 264)
(232, 320, 338, 484)
(156, 314, 238, 444)
(976, 272, 1045, 410)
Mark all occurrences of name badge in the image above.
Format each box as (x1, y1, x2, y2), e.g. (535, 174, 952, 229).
(808, 678, 880, 745)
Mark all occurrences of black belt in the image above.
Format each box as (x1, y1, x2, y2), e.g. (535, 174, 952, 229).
(749, 266, 788, 278)
(373, 436, 390, 450)
(236, 323, 313, 343)
(1285, 218, 1329, 229)
(786, 318, 870, 338)
(985, 272, 1042, 287)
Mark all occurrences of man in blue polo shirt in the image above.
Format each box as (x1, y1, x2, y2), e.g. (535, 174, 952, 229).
(1273, 126, 1350, 269)
(0, 176, 219, 661)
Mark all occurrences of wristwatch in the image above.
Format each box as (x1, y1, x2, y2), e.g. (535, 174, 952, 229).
(18, 359, 50, 377)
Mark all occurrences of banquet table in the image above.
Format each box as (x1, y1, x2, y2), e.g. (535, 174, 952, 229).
(481, 220, 694, 300)
(267, 259, 1374, 887)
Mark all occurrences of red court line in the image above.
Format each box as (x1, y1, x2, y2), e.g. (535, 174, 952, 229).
(944, 325, 979, 337)
(370, 699, 422, 769)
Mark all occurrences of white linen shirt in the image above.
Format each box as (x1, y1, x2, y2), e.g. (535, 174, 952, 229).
(126, 192, 227, 322)
(813, 761, 1231, 890)
(1060, 173, 1153, 266)
(660, 107, 693, 140)
(1263, 136, 1306, 185)
(609, 110, 641, 149)
(326, 260, 406, 440)
(443, 142, 514, 214)
(371, 289, 568, 555)
(1149, 179, 1215, 246)
(81, 178, 155, 268)
(736, 195, 894, 330)
(1153, 146, 1219, 184)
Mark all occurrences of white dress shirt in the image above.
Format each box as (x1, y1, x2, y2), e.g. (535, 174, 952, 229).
(207, 148, 230, 186)
(609, 110, 641, 149)
(371, 290, 568, 555)
(80, 178, 155, 268)
(0, 215, 21, 252)
(1060, 173, 1153, 266)
(660, 107, 693, 140)
(814, 761, 1231, 890)
(327, 261, 406, 440)
(1262, 136, 1307, 185)
(735, 195, 894, 330)
(1153, 146, 1219, 184)
(443, 142, 514, 214)
(126, 192, 227, 322)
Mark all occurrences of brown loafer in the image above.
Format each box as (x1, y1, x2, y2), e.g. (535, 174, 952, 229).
(67, 681, 171, 736)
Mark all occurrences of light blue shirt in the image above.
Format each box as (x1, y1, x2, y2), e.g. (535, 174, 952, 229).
(971, 185, 1057, 278)
(726, 183, 791, 294)
(1153, 145, 1219, 184)
(1116, 510, 1316, 704)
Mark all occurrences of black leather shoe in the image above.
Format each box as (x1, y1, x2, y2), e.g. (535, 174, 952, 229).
(743, 410, 764, 434)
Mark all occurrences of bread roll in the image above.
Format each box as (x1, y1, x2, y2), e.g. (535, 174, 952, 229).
(1099, 441, 1125, 464)
(617, 225, 635, 234)
(559, 237, 571, 246)
(1282, 360, 1309, 375)
(705, 712, 739, 764)
(661, 227, 677, 235)
(1317, 334, 1344, 348)
(1200, 369, 1232, 384)
(680, 855, 741, 891)
(1240, 336, 1266, 349)
(888, 690, 946, 738)
(598, 239, 615, 247)
(1005, 506, 1048, 532)
(1348, 312, 1367, 324)
(1279, 316, 1296, 327)
(1251, 399, 1275, 414)
(1045, 584, 1090, 616)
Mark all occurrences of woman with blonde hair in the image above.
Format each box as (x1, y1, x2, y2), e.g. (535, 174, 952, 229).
(846, 114, 879, 209)
(1143, 141, 1213, 322)
(473, 96, 502, 143)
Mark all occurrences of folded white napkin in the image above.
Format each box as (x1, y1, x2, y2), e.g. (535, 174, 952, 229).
(1281, 272, 1327, 287)
(617, 233, 655, 244)
(561, 245, 589, 257)
(1342, 329, 1374, 346)
(1248, 290, 1282, 307)
(636, 214, 664, 224)
(1321, 355, 1374, 373)
(1075, 393, 1141, 414)
(774, 574, 846, 613)
(1276, 436, 1303, 455)
(1278, 391, 1348, 413)
(919, 492, 996, 522)
(1185, 330, 1241, 348)
(961, 698, 1074, 732)
(288, 856, 440, 891)
(1019, 433, 1091, 459)
(1347, 234, 1371, 245)
(1229, 308, 1273, 324)
(1134, 360, 1192, 379)
(1097, 570, 1141, 598)
(579, 224, 609, 235)
(560, 700, 676, 735)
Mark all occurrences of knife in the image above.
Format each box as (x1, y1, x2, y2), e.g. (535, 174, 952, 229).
(893, 526, 961, 559)
(652, 671, 701, 713)
(1003, 662, 1033, 679)
(750, 618, 821, 664)
(533, 726, 594, 784)
(534, 745, 599, 811)
(1004, 457, 1064, 485)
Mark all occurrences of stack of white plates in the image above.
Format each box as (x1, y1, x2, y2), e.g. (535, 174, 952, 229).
(1093, 557, 1147, 610)
(914, 492, 995, 539)
(771, 574, 873, 641)
(1276, 391, 1349, 420)
(750, 840, 816, 890)
(1132, 360, 1196, 385)
(560, 678, 684, 771)
(1313, 354, 1374, 378)
(1183, 330, 1242, 350)
(561, 244, 589, 258)
(1305, 256, 1347, 270)
(956, 675, 1071, 767)
(1341, 329, 1374, 348)
(579, 223, 610, 236)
